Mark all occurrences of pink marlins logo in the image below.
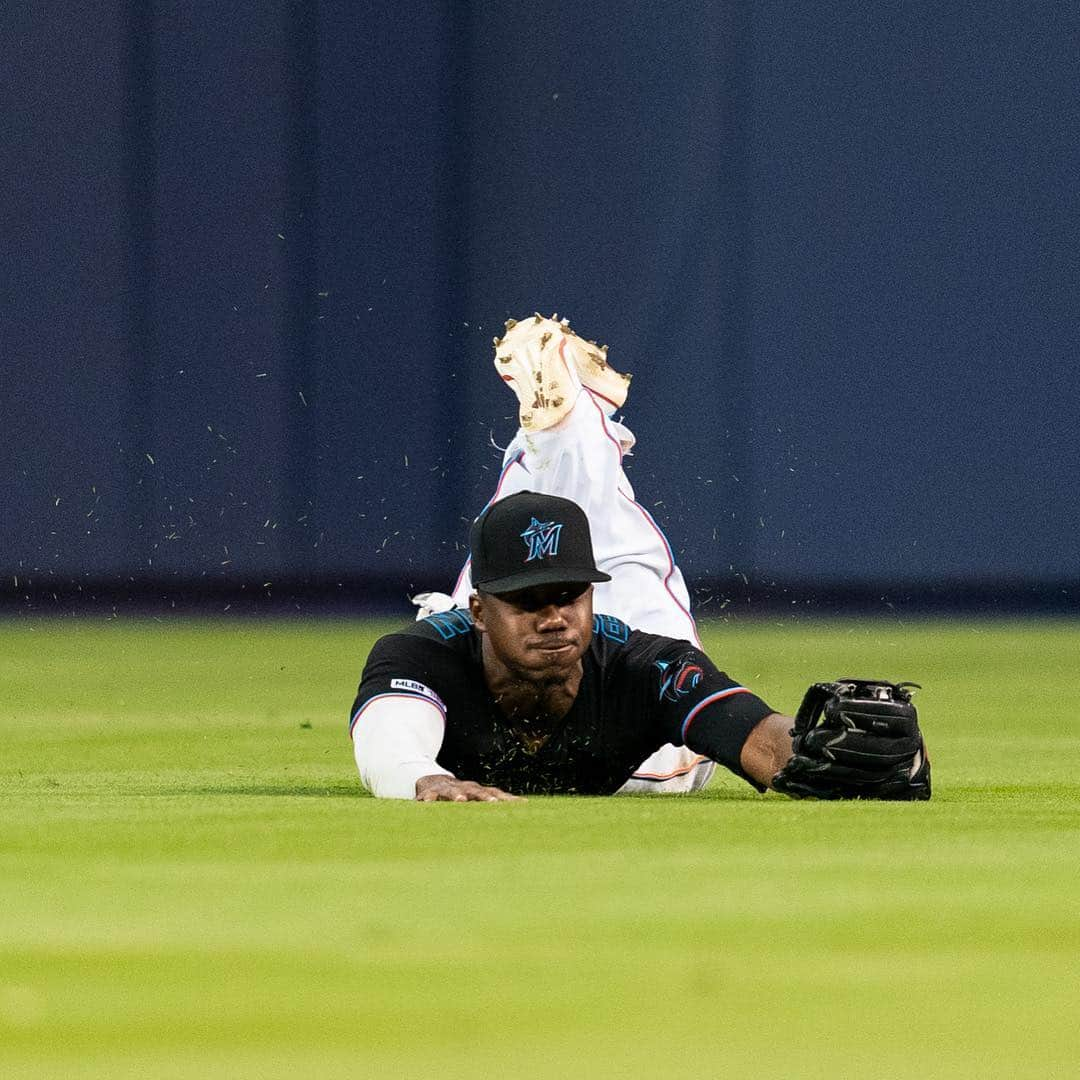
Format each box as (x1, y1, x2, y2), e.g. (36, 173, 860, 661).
(655, 657, 704, 702)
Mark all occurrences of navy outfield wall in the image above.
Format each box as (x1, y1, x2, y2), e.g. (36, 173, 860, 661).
(4, 2, 1079, 611)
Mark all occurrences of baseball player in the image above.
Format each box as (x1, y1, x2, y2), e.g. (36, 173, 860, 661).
(349, 315, 931, 801)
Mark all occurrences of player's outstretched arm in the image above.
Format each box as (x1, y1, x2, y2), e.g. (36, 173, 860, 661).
(351, 694, 453, 799)
(739, 713, 797, 788)
(415, 775, 522, 802)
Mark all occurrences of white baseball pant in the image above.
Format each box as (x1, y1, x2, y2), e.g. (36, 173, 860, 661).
(448, 388, 716, 794)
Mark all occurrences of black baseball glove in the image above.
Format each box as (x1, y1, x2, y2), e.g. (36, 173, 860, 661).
(772, 679, 931, 800)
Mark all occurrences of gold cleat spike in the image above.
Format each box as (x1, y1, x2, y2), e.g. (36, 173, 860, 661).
(498, 354, 511, 364)
(539, 332, 551, 348)
(534, 312, 543, 323)
(505, 318, 517, 331)
(492, 336, 503, 347)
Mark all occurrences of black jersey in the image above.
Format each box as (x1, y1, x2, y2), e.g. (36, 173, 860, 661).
(350, 610, 773, 796)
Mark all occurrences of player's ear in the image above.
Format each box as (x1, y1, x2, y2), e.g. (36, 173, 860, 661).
(468, 591, 486, 631)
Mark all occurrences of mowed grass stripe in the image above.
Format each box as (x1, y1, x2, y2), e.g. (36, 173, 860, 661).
(1, 617, 1079, 1078)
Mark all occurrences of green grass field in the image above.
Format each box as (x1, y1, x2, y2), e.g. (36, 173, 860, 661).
(2, 616, 1079, 1078)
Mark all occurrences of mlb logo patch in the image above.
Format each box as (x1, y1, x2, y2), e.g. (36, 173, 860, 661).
(390, 679, 445, 710)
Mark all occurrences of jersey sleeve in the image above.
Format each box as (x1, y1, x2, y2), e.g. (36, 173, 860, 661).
(349, 632, 452, 736)
(624, 633, 775, 790)
(349, 632, 456, 798)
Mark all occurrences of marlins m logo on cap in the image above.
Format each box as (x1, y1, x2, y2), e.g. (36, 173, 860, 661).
(468, 491, 611, 594)
(521, 517, 563, 562)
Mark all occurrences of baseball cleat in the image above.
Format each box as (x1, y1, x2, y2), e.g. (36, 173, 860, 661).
(492, 314, 583, 431)
(493, 314, 631, 429)
(560, 328, 632, 415)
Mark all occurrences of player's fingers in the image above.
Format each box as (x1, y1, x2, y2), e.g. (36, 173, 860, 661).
(416, 781, 464, 801)
(477, 786, 522, 803)
(461, 783, 521, 802)
(416, 779, 522, 802)
(456, 782, 490, 799)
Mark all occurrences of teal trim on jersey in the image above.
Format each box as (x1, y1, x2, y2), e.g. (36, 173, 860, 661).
(423, 608, 474, 640)
(592, 614, 630, 643)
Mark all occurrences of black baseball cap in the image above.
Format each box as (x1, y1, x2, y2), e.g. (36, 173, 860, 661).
(469, 491, 612, 595)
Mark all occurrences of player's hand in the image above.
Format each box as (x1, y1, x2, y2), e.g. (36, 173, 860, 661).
(414, 775, 523, 802)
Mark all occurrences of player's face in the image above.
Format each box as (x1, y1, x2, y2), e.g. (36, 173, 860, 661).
(471, 582, 593, 680)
